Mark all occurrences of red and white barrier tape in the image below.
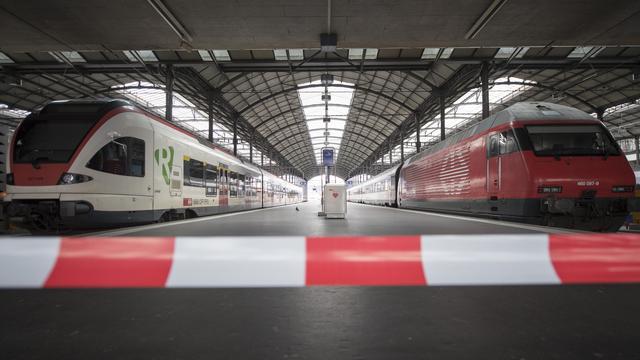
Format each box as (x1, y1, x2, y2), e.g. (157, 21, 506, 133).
(1, 234, 639, 288)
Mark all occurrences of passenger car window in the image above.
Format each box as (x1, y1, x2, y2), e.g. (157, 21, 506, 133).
(229, 172, 237, 197)
(205, 164, 217, 196)
(183, 158, 204, 187)
(87, 137, 145, 177)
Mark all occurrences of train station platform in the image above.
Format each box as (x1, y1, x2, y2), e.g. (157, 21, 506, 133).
(92, 200, 567, 237)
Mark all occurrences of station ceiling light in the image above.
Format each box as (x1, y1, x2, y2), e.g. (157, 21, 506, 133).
(146, 0, 193, 45)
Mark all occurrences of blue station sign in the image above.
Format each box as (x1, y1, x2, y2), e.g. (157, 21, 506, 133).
(322, 148, 334, 166)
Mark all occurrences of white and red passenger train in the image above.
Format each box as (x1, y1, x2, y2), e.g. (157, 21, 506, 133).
(5, 99, 303, 231)
(348, 102, 635, 232)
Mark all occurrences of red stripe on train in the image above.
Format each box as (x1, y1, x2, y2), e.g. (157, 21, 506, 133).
(305, 235, 426, 285)
(44, 237, 175, 288)
(549, 234, 640, 284)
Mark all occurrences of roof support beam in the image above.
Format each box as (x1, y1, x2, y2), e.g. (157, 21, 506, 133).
(481, 62, 490, 119)
(165, 64, 174, 121)
(233, 115, 238, 156)
(207, 92, 214, 142)
(415, 113, 421, 153)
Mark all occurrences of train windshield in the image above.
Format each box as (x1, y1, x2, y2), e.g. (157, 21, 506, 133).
(13, 114, 100, 164)
(526, 124, 620, 157)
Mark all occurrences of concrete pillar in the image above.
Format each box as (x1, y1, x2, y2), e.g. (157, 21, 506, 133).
(481, 62, 490, 119)
(165, 64, 174, 121)
(400, 135, 404, 162)
(207, 95, 214, 142)
(415, 113, 421, 153)
(232, 116, 238, 156)
(261, 153, 264, 167)
(440, 93, 446, 141)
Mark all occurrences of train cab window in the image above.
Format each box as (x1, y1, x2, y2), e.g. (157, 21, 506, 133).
(526, 125, 620, 157)
(205, 164, 217, 196)
(87, 137, 145, 177)
(499, 131, 518, 155)
(488, 135, 500, 157)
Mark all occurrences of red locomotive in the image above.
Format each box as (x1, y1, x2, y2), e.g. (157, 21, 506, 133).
(349, 102, 635, 232)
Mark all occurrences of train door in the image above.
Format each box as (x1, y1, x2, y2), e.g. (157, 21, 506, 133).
(487, 134, 501, 198)
(218, 163, 229, 207)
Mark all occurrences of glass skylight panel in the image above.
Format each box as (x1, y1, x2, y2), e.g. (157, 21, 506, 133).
(136, 50, 158, 62)
(274, 49, 288, 60)
(60, 51, 86, 63)
(0, 52, 13, 63)
(288, 49, 304, 60)
(494, 47, 517, 59)
(212, 50, 231, 61)
(364, 48, 378, 59)
(123, 51, 138, 62)
(198, 50, 213, 61)
(418, 77, 534, 141)
(440, 48, 454, 59)
(348, 48, 364, 60)
(515, 47, 529, 58)
(111, 81, 233, 143)
(567, 46, 595, 58)
(421, 48, 440, 59)
(298, 80, 354, 165)
(0, 103, 30, 118)
(49, 52, 66, 63)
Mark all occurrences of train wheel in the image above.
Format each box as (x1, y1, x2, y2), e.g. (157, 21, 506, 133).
(185, 209, 198, 219)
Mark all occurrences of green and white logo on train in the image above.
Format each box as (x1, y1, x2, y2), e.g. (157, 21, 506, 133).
(154, 146, 174, 185)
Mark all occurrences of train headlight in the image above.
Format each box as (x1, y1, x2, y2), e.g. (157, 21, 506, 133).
(58, 173, 93, 185)
(537, 185, 562, 193)
(612, 185, 634, 193)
